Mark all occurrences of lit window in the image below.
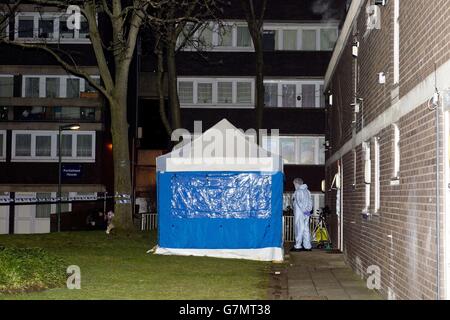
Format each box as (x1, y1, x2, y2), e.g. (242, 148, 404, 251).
(263, 136, 325, 165)
(393, 124, 400, 180)
(373, 137, 380, 213)
(363, 142, 371, 213)
(199, 26, 213, 47)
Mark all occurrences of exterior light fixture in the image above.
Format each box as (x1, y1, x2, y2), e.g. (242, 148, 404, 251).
(57, 123, 80, 232)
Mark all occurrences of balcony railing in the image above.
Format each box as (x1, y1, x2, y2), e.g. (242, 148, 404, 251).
(0, 97, 103, 122)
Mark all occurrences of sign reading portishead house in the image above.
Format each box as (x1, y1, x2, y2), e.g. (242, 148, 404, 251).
(62, 164, 82, 178)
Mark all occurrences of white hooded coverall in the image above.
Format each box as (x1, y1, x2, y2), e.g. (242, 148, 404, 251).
(293, 183, 313, 250)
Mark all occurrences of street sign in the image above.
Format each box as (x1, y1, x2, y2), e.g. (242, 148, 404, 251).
(62, 164, 82, 179)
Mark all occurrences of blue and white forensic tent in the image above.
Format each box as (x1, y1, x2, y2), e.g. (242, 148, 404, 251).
(154, 119, 284, 261)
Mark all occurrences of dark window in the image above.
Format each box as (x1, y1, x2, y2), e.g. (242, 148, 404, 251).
(263, 30, 275, 51)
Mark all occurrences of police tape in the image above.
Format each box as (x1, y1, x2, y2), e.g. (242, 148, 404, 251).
(0, 193, 131, 205)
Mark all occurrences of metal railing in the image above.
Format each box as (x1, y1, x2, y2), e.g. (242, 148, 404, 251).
(141, 213, 296, 243)
(141, 213, 158, 231)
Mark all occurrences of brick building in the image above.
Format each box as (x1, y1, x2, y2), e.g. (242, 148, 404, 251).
(0, 4, 114, 234)
(324, 0, 450, 299)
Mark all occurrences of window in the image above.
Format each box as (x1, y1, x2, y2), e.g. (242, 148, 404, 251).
(178, 81, 194, 104)
(36, 193, 52, 218)
(25, 77, 40, 97)
(264, 80, 324, 108)
(302, 29, 317, 50)
(218, 82, 233, 104)
(320, 29, 338, 51)
(76, 134, 93, 157)
(237, 26, 251, 47)
(178, 22, 338, 52)
(46, 78, 60, 98)
(18, 15, 34, 38)
(263, 136, 325, 165)
(15, 134, 31, 156)
(197, 83, 213, 104)
(0, 131, 5, 160)
(66, 78, 80, 98)
(373, 137, 380, 214)
(0, 76, 14, 97)
(236, 82, 252, 104)
(12, 131, 95, 162)
(38, 17, 54, 38)
(35, 135, 52, 157)
(15, 12, 91, 42)
(264, 83, 278, 107)
(198, 26, 213, 47)
(302, 84, 316, 108)
(392, 124, 400, 181)
(178, 78, 254, 107)
(393, 0, 400, 84)
(283, 30, 297, 50)
(217, 25, 233, 47)
(58, 134, 73, 157)
(363, 142, 371, 214)
(282, 84, 296, 107)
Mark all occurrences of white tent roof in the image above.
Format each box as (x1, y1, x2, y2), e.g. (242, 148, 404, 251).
(156, 119, 283, 172)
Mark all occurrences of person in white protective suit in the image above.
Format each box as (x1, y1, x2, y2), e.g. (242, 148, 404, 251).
(291, 178, 313, 252)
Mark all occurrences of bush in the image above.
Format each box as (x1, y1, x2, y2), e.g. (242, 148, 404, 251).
(0, 247, 66, 294)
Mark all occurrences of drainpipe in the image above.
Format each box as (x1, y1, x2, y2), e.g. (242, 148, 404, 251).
(436, 94, 441, 300)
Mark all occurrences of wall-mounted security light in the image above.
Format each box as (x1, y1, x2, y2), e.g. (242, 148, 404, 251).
(378, 72, 386, 84)
(352, 41, 360, 58)
(329, 94, 334, 106)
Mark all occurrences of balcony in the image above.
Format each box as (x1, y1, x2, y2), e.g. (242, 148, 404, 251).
(0, 97, 103, 123)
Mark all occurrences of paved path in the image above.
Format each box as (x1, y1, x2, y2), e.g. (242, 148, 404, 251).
(269, 250, 382, 300)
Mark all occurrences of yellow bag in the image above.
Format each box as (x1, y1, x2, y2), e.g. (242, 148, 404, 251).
(315, 227, 329, 242)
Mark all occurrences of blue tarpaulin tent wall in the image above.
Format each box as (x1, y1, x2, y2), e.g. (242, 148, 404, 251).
(155, 119, 284, 261)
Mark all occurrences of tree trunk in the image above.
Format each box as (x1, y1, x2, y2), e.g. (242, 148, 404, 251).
(167, 39, 182, 130)
(157, 46, 172, 136)
(109, 96, 134, 232)
(254, 35, 264, 140)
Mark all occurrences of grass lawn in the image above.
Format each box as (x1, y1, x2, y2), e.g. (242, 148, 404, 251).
(0, 231, 271, 300)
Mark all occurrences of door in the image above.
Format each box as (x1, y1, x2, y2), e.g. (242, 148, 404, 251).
(0, 193, 9, 234)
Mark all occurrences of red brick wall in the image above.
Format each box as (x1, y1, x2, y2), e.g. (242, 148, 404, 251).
(325, 0, 448, 300)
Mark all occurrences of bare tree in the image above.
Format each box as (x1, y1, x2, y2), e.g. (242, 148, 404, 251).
(147, 0, 226, 135)
(239, 0, 267, 138)
(0, 0, 150, 232)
